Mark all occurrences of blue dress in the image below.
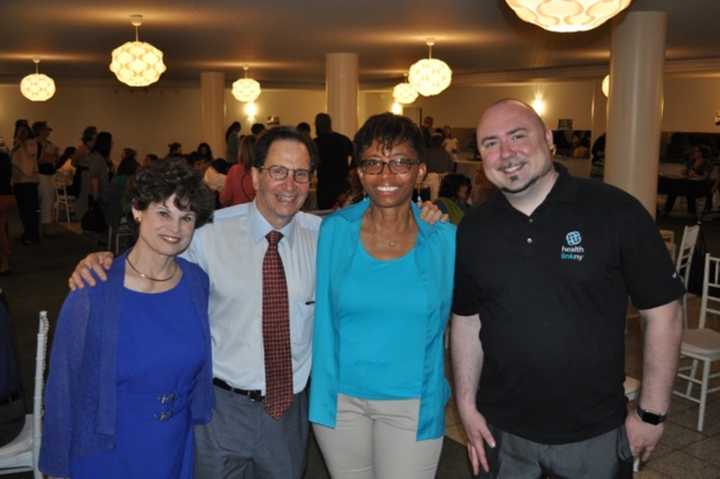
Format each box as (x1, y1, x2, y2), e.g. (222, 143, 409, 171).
(70, 274, 207, 479)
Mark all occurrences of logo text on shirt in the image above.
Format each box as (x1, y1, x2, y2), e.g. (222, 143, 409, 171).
(561, 230, 584, 262)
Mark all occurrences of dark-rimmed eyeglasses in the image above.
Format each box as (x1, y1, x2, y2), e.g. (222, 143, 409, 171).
(259, 165, 312, 183)
(358, 158, 419, 175)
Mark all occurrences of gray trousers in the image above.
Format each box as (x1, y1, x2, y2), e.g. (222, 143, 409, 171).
(478, 424, 634, 479)
(194, 385, 309, 479)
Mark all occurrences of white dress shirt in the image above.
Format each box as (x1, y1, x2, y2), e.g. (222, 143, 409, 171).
(183, 201, 321, 394)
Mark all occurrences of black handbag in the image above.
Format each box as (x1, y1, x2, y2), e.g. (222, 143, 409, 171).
(81, 197, 107, 233)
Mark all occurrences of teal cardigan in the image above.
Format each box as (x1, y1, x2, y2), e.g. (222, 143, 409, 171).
(308, 199, 455, 440)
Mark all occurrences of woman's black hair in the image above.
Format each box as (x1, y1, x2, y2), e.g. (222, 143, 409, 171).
(352, 113, 425, 165)
(438, 174, 472, 199)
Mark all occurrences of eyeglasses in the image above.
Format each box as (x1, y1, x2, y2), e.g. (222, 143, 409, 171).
(358, 158, 419, 175)
(259, 165, 312, 183)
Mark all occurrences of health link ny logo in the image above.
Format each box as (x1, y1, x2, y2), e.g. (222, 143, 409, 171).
(561, 230, 584, 262)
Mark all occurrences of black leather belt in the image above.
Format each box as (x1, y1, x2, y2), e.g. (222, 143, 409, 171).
(213, 378, 264, 402)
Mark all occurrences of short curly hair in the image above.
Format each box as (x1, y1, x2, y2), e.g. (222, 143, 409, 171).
(353, 113, 425, 166)
(128, 157, 214, 228)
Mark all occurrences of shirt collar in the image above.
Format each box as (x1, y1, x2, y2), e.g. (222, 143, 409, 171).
(489, 162, 577, 212)
(249, 200, 297, 248)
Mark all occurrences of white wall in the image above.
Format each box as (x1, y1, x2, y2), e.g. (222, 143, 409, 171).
(0, 84, 324, 164)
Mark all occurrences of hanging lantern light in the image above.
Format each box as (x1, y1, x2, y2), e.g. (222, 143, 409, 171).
(601, 74, 610, 97)
(390, 102, 403, 115)
(392, 76, 418, 105)
(408, 40, 452, 97)
(505, 0, 633, 33)
(109, 14, 166, 87)
(20, 58, 56, 102)
(232, 66, 262, 103)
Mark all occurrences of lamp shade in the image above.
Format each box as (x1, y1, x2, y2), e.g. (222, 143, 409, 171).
(409, 58, 452, 97)
(392, 82, 418, 104)
(110, 40, 166, 87)
(505, 0, 633, 32)
(20, 69, 56, 102)
(601, 74, 610, 97)
(232, 77, 262, 103)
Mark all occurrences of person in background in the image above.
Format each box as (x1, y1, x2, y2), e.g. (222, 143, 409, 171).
(296, 122, 312, 139)
(77, 131, 112, 222)
(251, 123, 267, 138)
(310, 113, 455, 479)
(167, 142, 183, 160)
(434, 173, 472, 225)
(33, 121, 59, 237)
(0, 145, 15, 273)
(71, 126, 97, 168)
(11, 120, 39, 245)
(442, 125, 459, 157)
(425, 132, 455, 174)
(197, 142, 214, 163)
(225, 121, 242, 164)
(420, 116, 434, 147)
(112, 148, 139, 212)
(452, 99, 683, 478)
(40, 158, 215, 479)
(663, 144, 714, 216)
(220, 135, 256, 207)
(315, 112, 354, 209)
(142, 153, 160, 169)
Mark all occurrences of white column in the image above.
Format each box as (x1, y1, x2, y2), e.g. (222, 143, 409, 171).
(325, 53, 358, 138)
(605, 11, 667, 217)
(200, 72, 226, 158)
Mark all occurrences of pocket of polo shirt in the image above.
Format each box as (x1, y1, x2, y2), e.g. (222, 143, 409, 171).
(290, 301, 314, 346)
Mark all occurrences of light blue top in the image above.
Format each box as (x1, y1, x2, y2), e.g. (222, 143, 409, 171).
(338, 244, 426, 400)
(309, 198, 456, 440)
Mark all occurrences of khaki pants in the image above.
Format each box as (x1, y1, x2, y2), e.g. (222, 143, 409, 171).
(313, 394, 443, 479)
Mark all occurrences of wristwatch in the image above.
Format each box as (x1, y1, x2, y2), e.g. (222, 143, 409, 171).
(636, 405, 667, 425)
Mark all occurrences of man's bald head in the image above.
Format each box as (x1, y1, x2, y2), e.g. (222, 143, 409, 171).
(479, 99, 547, 133)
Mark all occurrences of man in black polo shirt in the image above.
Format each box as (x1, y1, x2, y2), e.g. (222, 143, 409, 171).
(451, 99, 684, 478)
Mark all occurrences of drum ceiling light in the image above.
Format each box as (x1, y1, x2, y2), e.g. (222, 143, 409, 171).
(232, 66, 262, 103)
(392, 77, 418, 105)
(110, 14, 166, 87)
(20, 58, 56, 102)
(505, 0, 633, 33)
(408, 40, 452, 97)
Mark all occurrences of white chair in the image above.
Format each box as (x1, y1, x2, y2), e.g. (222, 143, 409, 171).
(53, 172, 74, 223)
(675, 224, 700, 328)
(0, 311, 49, 479)
(624, 377, 641, 474)
(673, 253, 720, 431)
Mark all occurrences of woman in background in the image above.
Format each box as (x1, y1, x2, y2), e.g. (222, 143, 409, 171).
(10, 120, 39, 245)
(434, 173, 472, 225)
(220, 135, 256, 206)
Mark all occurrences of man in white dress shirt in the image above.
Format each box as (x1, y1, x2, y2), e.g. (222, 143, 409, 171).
(70, 127, 321, 478)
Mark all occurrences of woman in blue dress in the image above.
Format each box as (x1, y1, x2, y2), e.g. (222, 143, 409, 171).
(40, 158, 216, 478)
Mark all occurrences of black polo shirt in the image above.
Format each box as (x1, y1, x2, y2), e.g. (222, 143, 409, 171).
(453, 165, 684, 444)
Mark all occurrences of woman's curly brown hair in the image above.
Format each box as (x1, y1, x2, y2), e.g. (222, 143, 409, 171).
(128, 157, 214, 228)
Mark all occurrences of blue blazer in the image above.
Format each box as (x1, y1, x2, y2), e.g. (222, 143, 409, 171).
(39, 255, 214, 477)
(309, 199, 455, 440)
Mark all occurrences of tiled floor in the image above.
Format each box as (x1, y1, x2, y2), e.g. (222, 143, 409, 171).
(2, 214, 720, 478)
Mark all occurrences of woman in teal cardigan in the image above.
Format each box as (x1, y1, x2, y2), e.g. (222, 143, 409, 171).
(309, 113, 455, 479)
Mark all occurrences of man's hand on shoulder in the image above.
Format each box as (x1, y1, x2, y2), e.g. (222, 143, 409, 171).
(68, 252, 115, 290)
(418, 200, 448, 225)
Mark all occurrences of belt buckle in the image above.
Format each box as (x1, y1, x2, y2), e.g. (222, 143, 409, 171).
(248, 390, 263, 402)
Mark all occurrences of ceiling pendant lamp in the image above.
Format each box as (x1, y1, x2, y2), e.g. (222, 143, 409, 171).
(20, 58, 56, 102)
(408, 40, 452, 97)
(392, 75, 418, 104)
(505, 0, 633, 33)
(232, 66, 262, 103)
(109, 14, 166, 87)
(601, 74, 610, 97)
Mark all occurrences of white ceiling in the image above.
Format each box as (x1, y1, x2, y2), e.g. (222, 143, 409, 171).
(1, 0, 719, 89)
